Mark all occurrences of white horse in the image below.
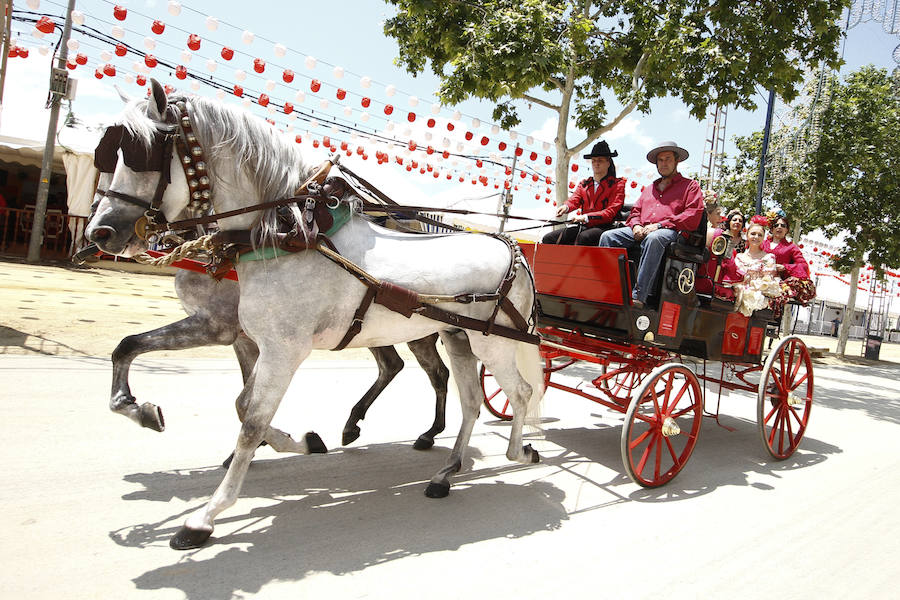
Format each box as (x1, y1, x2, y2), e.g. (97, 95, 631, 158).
(86, 80, 544, 550)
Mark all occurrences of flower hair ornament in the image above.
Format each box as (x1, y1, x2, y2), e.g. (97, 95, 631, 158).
(764, 208, 786, 228)
(749, 214, 770, 227)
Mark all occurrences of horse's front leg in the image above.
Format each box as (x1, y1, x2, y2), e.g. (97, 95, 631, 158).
(110, 315, 239, 431)
(407, 334, 449, 450)
(341, 346, 404, 445)
(171, 350, 309, 550)
(425, 331, 481, 498)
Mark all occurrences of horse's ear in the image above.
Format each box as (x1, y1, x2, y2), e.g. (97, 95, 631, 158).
(113, 84, 131, 104)
(148, 78, 167, 121)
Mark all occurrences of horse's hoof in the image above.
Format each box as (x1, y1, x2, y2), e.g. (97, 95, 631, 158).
(306, 432, 327, 454)
(342, 426, 360, 446)
(139, 403, 165, 432)
(525, 443, 541, 464)
(170, 526, 212, 550)
(424, 481, 450, 498)
(413, 435, 435, 451)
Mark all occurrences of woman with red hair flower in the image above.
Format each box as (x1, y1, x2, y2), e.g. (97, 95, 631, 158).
(762, 211, 816, 317)
(728, 214, 784, 316)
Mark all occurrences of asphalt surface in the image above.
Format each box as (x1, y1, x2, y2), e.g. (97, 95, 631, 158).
(2, 258, 899, 599)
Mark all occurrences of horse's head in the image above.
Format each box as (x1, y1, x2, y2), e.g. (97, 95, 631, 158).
(85, 79, 190, 256)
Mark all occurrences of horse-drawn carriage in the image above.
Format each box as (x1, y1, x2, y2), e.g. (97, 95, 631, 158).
(480, 234, 814, 487)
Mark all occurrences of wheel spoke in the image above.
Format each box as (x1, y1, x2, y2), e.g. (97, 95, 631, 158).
(486, 388, 501, 401)
(768, 407, 784, 446)
(764, 401, 779, 425)
(791, 371, 809, 390)
(629, 427, 652, 450)
(664, 435, 680, 466)
(636, 432, 657, 475)
(660, 373, 675, 414)
(654, 431, 663, 480)
(671, 403, 698, 419)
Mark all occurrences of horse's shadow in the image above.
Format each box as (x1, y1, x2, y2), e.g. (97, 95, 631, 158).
(114, 440, 567, 599)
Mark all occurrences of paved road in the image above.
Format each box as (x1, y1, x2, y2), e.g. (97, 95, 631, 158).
(1, 353, 897, 599)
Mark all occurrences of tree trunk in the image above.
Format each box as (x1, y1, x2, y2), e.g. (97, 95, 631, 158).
(554, 148, 574, 208)
(836, 262, 861, 357)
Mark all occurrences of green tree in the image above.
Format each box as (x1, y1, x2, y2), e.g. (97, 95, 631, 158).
(383, 0, 848, 203)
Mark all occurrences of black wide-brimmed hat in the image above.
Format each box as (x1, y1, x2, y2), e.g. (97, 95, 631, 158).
(583, 140, 618, 159)
(646, 141, 689, 163)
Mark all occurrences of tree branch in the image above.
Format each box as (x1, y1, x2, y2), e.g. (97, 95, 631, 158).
(522, 94, 560, 111)
(571, 99, 638, 156)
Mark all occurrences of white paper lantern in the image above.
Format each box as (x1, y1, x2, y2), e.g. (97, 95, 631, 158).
(526, 136, 534, 145)
(543, 141, 551, 151)
(265, 80, 275, 91)
(471, 118, 481, 129)
(361, 112, 370, 122)
(100, 50, 112, 62)
(273, 43, 287, 58)
(442, 137, 450, 148)
(424, 132, 433, 141)
(319, 99, 329, 109)
(343, 106, 353, 117)
(457, 143, 464, 152)
(491, 124, 499, 135)
(310, 119, 319, 129)
(216, 90, 225, 100)
(32, 29, 45, 39)
(431, 103, 440, 115)
(242, 99, 251, 108)
(360, 76, 372, 88)
(333, 66, 344, 79)
(206, 59, 217, 72)
(409, 96, 419, 107)
(71, 10, 85, 25)
(286, 123, 294, 132)
(385, 84, 396, 96)
(241, 31, 254, 45)
(111, 25, 125, 39)
(205, 16, 219, 31)
(509, 131, 518, 140)
(267, 106, 275, 114)
(295, 91, 306, 103)
(123, 74, 134, 84)
(288, 112, 297, 120)
(27, 0, 40, 9)
(386, 121, 395, 132)
(168, 1, 182, 16)
(144, 37, 156, 51)
(235, 69, 246, 82)
(180, 50, 193, 63)
(305, 56, 317, 69)
(66, 39, 79, 52)
(190, 81, 200, 91)
(38, 45, 50, 56)
(403, 127, 411, 137)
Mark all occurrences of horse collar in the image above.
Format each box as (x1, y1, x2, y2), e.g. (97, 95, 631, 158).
(172, 101, 213, 214)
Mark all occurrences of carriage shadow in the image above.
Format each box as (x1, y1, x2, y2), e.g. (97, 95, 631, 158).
(113, 440, 567, 598)
(541, 413, 841, 504)
(811, 362, 900, 425)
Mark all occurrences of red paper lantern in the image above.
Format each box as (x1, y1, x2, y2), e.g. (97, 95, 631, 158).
(258, 94, 269, 107)
(175, 65, 187, 80)
(498, 142, 507, 151)
(427, 146, 434, 155)
(480, 136, 489, 146)
(519, 171, 526, 179)
(505, 167, 512, 176)
(433, 172, 440, 179)
(115, 43, 127, 57)
(515, 147, 523, 157)
(151, 20, 165, 35)
(426, 164, 433, 171)
(383, 104, 393, 115)
(283, 102, 293, 114)
(295, 135, 302, 143)
(447, 173, 452, 180)
(529, 151, 537, 161)
(136, 75, 147, 86)
(476, 159, 483, 168)
(459, 177, 464, 182)
(313, 140, 320, 148)
(144, 54, 158, 68)
(9, 47, 18, 58)
(75, 53, 88, 65)
(411, 160, 418, 169)
(569, 182, 575, 189)
(103, 64, 116, 77)
(447, 123, 454, 131)
(630, 181, 637, 188)
(532, 174, 539, 182)
(36, 17, 56, 34)
(253, 58, 265, 73)
(94, 69, 103, 79)
(407, 112, 416, 122)
(464, 132, 473, 141)
(282, 69, 294, 83)
(545, 156, 552, 165)
(322, 136, 331, 148)
(113, 5, 127, 21)
(408, 141, 417, 151)
(310, 79, 321, 92)
(221, 47, 234, 61)
(361, 97, 371, 108)
(336, 88, 346, 100)
(357, 146, 365, 156)
(164, 85, 174, 94)
(427, 118, 435, 128)
(233, 84, 243, 97)
(571, 164, 579, 172)
(18, 48, 28, 58)
(545, 176, 552, 184)
(442, 151, 449, 159)
(187, 34, 201, 51)
(66, 60, 76, 70)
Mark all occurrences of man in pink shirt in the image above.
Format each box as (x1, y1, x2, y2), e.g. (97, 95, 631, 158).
(599, 141, 705, 307)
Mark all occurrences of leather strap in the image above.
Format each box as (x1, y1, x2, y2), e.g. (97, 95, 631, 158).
(333, 286, 378, 350)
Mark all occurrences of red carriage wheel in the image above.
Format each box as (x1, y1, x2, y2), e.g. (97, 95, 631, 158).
(758, 336, 813, 459)
(479, 361, 550, 421)
(594, 360, 653, 406)
(620, 363, 702, 487)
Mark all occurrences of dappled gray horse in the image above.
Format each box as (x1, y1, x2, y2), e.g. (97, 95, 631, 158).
(86, 80, 543, 550)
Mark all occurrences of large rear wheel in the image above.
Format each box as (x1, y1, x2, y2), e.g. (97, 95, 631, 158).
(621, 363, 703, 487)
(758, 336, 813, 459)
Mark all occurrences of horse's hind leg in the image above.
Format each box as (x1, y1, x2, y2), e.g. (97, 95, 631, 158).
(407, 333, 449, 450)
(341, 346, 404, 445)
(173, 352, 315, 550)
(110, 315, 239, 431)
(232, 331, 260, 384)
(425, 330, 482, 498)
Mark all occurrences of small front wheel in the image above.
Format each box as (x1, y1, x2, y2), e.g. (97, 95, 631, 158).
(758, 336, 813, 459)
(621, 363, 702, 487)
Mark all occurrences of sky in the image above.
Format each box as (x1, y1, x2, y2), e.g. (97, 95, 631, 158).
(2, 0, 898, 229)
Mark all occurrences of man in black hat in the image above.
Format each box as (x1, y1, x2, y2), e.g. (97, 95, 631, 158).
(599, 141, 705, 308)
(542, 140, 625, 246)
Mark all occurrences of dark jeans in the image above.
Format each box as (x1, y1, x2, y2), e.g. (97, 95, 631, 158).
(542, 224, 608, 246)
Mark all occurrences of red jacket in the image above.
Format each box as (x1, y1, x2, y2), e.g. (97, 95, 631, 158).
(564, 176, 626, 226)
(762, 239, 810, 279)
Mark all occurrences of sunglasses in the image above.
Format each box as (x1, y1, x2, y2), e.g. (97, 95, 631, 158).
(773, 223, 788, 228)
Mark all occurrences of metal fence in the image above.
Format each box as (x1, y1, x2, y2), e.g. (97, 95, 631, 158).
(0, 207, 89, 260)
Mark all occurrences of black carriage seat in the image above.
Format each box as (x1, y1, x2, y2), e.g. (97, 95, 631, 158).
(666, 213, 709, 264)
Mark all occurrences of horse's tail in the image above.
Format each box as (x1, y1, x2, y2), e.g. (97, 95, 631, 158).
(516, 339, 545, 429)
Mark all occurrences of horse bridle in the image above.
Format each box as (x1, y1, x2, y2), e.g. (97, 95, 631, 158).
(93, 100, 213, 242)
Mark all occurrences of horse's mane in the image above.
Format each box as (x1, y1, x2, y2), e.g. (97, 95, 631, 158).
(118, 92, 316, 245)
